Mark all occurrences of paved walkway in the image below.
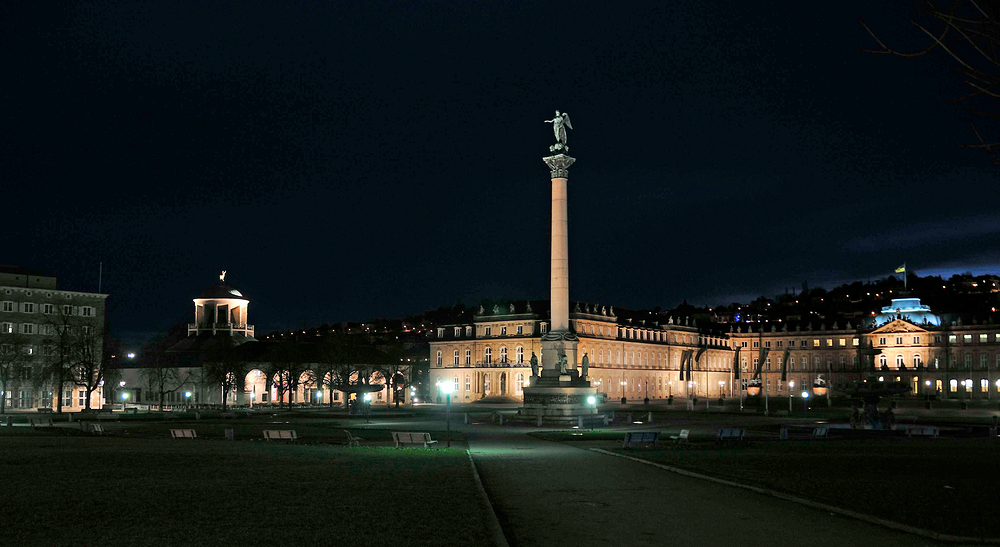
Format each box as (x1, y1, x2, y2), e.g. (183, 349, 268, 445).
(465, 426, 968, 547)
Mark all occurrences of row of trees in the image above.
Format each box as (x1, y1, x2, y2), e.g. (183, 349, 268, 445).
(0, 311, 123, 413)
(138, 332, 409, 412)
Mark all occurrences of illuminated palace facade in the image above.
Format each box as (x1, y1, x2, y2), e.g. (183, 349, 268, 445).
(429, 302, 734, 402)
(430, 297, 1000, 402)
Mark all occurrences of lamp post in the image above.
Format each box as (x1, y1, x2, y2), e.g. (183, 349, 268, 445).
(620, 380, 627, 405)
(924, 380, 931, 400)
(438, 381, 453, 448)
(788, 381, 794, 413)
(184, 391, 191, 409)
(121, 391, 129, 412)
(801, 390, 810, 411)
(587, 395, 596, 431)
(718, 380, 725, 404)
(363, 393, 372, 423)
(118, 380, 126, 411)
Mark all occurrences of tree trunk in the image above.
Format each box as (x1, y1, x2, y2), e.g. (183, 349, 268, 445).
(55, 372, 64, 413)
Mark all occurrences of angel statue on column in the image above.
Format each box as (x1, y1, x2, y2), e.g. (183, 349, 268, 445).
(544, 110, 573, 145)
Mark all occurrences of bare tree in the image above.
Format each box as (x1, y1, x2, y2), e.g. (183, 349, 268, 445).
(376, 355, 408, 408)
(204, 336, 246, 411)
(0, 331, 30, 413)
(862, 1, 1000, 163)
(264, 342, 310, 410)
(71, 325, 120, 410)
(138, 335, 190, 410)
(41, 309, 84, 413)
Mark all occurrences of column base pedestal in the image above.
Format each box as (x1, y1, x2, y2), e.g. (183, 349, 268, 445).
(521, 375, 595, 421)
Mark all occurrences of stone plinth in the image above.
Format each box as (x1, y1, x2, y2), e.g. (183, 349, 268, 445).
(522, 374, 597, 420)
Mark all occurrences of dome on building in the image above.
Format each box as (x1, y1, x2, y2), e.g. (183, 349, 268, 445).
(196, 284, 248, 300)
(875, 296, 940, 326)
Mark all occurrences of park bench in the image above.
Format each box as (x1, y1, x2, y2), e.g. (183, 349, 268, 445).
(392, 431, 438, 448)
(170, 429, 197, 439)
(90, 424, 105, 435)
(669, 429, 690, 443)
(812, 427, 829, 438)
(622, 431, 660, 448)
(344, 430, 362, 447)
(906, 426, 939, 439)
(263, 430, 297, 441)
(30, 418, 54, 428)
(716, 428, 745, 441)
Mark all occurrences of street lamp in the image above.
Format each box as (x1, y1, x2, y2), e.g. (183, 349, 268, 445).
(620, 380, 627, 405)
(801, 390, 809, 411)
(438, 381, 453, 448)
(184, 391, 191, 408)
(363, 393, 372, 423)
(788, 381, 794, 412)
(121, 391, 129, 412)
(587, 395, 596, 431)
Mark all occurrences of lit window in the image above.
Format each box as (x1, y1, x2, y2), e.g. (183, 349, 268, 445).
(839, 338, 846, 347)
(826, 339, 833, 347)
(813, 339, 820, 348)
(949, 335, 957, 344)
(453, 350, 459, 365)
(516, 346, 524, 364)
(484, 347, 492, 364)
(980, 334, 988, 343)
(465, 376, 471, 391)
(964, 335, 973, 343)
(500, 347, 508, 363)
(465, 349, 471, 365)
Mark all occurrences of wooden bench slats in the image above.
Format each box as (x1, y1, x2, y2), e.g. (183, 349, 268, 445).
(716, 428, 745, 441)
(669, 429, 690, 443)
(623, 431, 660, 448)
(391, 431, 438, 448)
(263, 430, 297, 441)
(170, 429, 197, 438)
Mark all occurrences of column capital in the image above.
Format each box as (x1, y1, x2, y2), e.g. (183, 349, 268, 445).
(543, 153, 576, 179)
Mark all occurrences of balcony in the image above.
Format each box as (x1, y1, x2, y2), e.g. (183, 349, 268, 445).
(188, 322, 255, 337)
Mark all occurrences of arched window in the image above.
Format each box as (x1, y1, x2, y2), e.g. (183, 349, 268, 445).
(630, 352, 635, 366)
(516, 346, 524, 363)
(516, 373, 524, 394)
(980, 354, 988, 369)
(484, 347, 492, 364)
(500, 347, 508, 363)
(878, 355, 887, 368)
(895, 355, 904, 368)
(465, 349, 471, 365)
(801, 356, 808, 370)
(453, 350, 460, 365)
(913, 354, 922, 368)
(964, 353, 973, 369)
(616, 351, 621, 365)
(436, 351, 442, 366)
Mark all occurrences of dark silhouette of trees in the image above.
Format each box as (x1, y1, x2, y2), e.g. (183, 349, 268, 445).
(0, 331, 30, 413)
(862, 1, 1000, 163)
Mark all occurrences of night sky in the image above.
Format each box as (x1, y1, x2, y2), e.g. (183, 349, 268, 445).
(6, 1, 998, 345)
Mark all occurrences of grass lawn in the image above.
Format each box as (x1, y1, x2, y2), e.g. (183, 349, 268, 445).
(0, 430, 493, 546)
(541, 433, 1000, 539)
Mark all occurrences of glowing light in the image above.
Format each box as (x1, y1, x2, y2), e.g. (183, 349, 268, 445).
(587, 396, 596, 405)
(184, 391, 191, 398)
(801, 391, 809, 398)
(126, 353, 135, 359)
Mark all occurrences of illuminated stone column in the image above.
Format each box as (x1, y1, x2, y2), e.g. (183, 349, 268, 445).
(544, 153, 575, 334)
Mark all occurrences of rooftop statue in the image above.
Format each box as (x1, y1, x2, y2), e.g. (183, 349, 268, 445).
(220, 270, 227, 282)
(544, 110, 573, 145)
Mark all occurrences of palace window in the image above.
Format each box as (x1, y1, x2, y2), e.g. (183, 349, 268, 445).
(465, 349, 471, 364)
(500, 347, 508, 363)
(453, 350, 459, 365)
(485, 327, 492, 336)
(789, 340, 796, 347)
(895, 337, 902, 345)
(516, 373, 524, 394)
(814, 357, 821, 370)
(776, 340, 783, 348)
(765, 358, 771, 371)
(965, 354, 973, 369)
(764, 341, 770, 348)
(895, 355, 904, 367)
(436, 351, 442, 367)
(501, 327, 507, 336)
(913, 336, 920, 344)
(853, 338, 859, 346)
(839, 355, 846, 370)
(455, 327, 461, 337)
(741, 341, 748, 348)
(813, 339, 820, 347)
(827, 339, 833, 347)
(949, 335, 957, 344)
(484, 347, 492, 364)
(878, 355, 887, 368)
(914, 354, 922, 368)
(516, 346, 524, 363)
(454, 377, 459, 392)
(20, 324, 33, 335)
(950, 379, 958, 392)
(879, 337, 886, 345)
(1, 302, 13, 312)
(63, 305, 73, 316)
(43, 304, 53, 315)
(81, 307, 94, 317)
(980, 354, 988, 370)
(517, 325, 523, 335)
(465, 376, 471, 391)
(981, 334, 988, 343)
(964, 334, 973, 344)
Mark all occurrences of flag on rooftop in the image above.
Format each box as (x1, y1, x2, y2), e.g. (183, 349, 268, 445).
(895, 264, 906, 274)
